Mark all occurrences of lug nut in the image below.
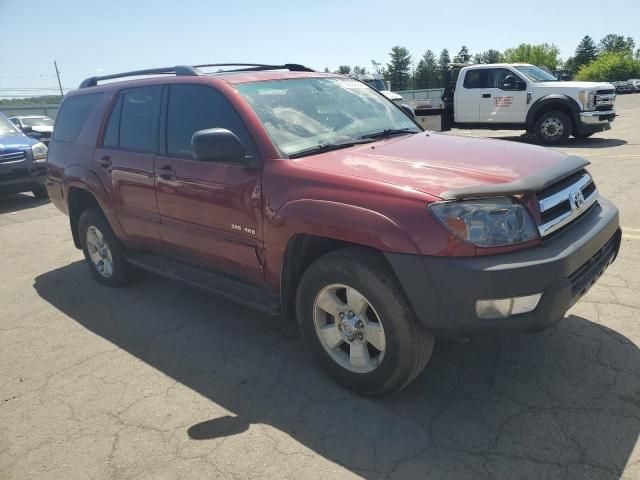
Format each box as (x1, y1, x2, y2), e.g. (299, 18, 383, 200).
(348, 311, 354, 318)
(339, 312, 345, 319)
(356, 321, 364, 328)
(347, 335, 354, 342)
(357, 333, 364, 340)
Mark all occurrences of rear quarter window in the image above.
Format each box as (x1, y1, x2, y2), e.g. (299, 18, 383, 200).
(53, 93, 103, 142)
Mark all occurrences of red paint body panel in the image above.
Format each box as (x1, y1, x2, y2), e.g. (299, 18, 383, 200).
(47, 70, 579, 300)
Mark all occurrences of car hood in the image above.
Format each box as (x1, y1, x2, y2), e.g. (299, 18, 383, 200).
(0, 132, 37, 154)
(294, 132, 570, 198)
(30, 125, 53, 133)
(536, 81, 614, 90)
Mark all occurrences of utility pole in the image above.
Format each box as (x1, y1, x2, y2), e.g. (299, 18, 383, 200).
(53, 61, 64, 97)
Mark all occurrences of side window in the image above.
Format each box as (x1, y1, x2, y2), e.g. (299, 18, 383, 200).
(462, 70, 487, 89)
(487, 69, 524, 90)
(102, 96, 122, 148)
(119, 86, 161, 152)
(165, 85, 256, 158)
(53, 93, 103, 142)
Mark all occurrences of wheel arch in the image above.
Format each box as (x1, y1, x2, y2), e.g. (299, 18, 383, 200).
(526, 95, 581, 132)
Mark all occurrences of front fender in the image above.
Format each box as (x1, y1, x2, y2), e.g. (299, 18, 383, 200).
(269, 199, 420, 254)
(526, 94, 582, 127)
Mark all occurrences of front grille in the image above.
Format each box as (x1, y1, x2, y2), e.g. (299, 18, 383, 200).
(569, 230, 620, 299)
(596, 105, 614, 111)
(0, 168, 29, 181)
(0, 151, 26, 164)
(537, 169, 599, 237)
(596, 89, 615, 95)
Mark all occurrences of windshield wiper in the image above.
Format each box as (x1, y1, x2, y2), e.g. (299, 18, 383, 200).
(288, 139, 374, 159)
(361, 128, 417, 140)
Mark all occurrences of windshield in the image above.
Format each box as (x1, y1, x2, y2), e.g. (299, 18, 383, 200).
(362, 78, 387, 91)
(21, 117, 54, 127)
(236, 77, 419, 157)
(514, 65, 558, 82)
(0, 115, 20, 135)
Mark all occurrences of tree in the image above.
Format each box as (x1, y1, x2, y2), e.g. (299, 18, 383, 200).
(386, 46, 412, 91)
(414, 50, 438, 89)
(573, 36, 598, 72)
(437, 49, 451, 87)
(456, 45, 471, 63)
(475, 49, 503, 64)
(336, 65, 351, 75)
(502, 43, 560, 70)
(323, 67, 330, 73)
(599, 34, 635, 54)
(575, 51, 639, 82)
(352, 66, 367, 75)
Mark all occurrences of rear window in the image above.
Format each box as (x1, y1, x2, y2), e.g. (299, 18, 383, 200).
(53, 93, 103, 142)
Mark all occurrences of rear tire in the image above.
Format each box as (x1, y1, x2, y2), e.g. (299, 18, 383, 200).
(296, 247, 434, 396)
(32, 185, 48, 199)
(534, 110, 571, 145)
(78, 208, 134, 287)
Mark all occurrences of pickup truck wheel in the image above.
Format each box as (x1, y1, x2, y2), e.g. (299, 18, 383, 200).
(535, 110, 571, 145)
(296, 247, 434, 396)
(78, 208, 133, 287)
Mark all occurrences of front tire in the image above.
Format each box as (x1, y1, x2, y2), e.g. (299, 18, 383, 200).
(32, 185, 48, 199)
(78, 208, 134, 287)
(534, 110, 571, 145)
(296, 247, 434, 396)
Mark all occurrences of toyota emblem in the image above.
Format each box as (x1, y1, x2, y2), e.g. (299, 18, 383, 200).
(572, 190, 585, 209)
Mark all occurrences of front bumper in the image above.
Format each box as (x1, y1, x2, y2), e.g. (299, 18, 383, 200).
(575, 110, 615, 134)
(385, 198, 620, 337)
(0, 157, 47, 194)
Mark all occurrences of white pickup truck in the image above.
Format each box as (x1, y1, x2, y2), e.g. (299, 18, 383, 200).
(429, 63, 616, 144)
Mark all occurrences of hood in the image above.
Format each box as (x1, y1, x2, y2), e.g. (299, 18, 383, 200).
(30, 125, 53, 133)
(294, 133, 569, 198)
(0, 132, 37, 154)
(536, 81, 614, 90)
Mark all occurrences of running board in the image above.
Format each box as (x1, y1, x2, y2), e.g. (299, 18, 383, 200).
(125, 251, 280, 315)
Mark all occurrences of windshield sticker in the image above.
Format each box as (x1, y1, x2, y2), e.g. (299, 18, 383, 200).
(335, 79, 368, 89)
(494, 96, 513, 107)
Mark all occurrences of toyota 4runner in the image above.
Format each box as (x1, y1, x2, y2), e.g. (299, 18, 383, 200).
(46, 63, 621, 395)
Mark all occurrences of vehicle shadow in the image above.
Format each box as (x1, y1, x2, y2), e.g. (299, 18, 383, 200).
(34, 262, 640, 479)
(489, 135, 628, 149)
(0, 192, 49, 213)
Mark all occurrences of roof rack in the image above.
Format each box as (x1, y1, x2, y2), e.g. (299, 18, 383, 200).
(78, 63, 315, 88)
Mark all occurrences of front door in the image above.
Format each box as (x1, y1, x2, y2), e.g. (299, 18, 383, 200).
(154, 84, 264, 284)
(93, 86, 162, 248)
(478, 68, 529, 124)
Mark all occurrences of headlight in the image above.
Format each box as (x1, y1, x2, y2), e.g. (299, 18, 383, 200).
(578, 90, 595, 110)
(429, 198, 539, 247)
(31, 142, 48, 161)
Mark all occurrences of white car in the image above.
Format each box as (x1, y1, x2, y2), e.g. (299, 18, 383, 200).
(9, 115, 54, 144)
(439, 63, 616, 144)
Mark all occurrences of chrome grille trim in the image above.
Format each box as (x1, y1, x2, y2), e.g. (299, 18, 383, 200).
(538, 173, 599, 237)
(0, 151, 27, 164)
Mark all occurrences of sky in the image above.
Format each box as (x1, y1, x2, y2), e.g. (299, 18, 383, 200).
(0, 0, 638, 98)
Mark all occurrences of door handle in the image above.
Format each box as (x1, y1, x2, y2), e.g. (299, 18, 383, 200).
(98, 155, 111, 168)
(158, 165, 176, 180)
(482, 93, 491, 98)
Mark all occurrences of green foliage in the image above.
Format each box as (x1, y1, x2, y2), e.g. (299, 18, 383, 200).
(386, 46, 412, 91)
(456, 45, 471, 63)
(599, 34, 635, 55)
(573, 36, 598, 72)
(336, 65, 351, 75)
(352, 66, 367, 75)
(474, 49, 503, 64)
(575, 51, 640, 81)
(502, 43, 560, 70)
(414, 50, 438, 89)
(0, 95, 62, 106)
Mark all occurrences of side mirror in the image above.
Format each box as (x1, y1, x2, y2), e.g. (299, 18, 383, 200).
(21, 125, 33, 133)
(399, 104, 416, 119)
(191, 128, 246, 163)
(503, 76, 526, 91)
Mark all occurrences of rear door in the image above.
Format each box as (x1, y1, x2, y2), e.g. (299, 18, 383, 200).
(478, 68, 528, 123)
(154, 84, 264, 284)
(93, 86, 162, 248)
(454, 68, 484, 122)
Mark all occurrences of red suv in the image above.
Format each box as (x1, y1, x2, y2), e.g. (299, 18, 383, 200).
(47, 63, 621, 395)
